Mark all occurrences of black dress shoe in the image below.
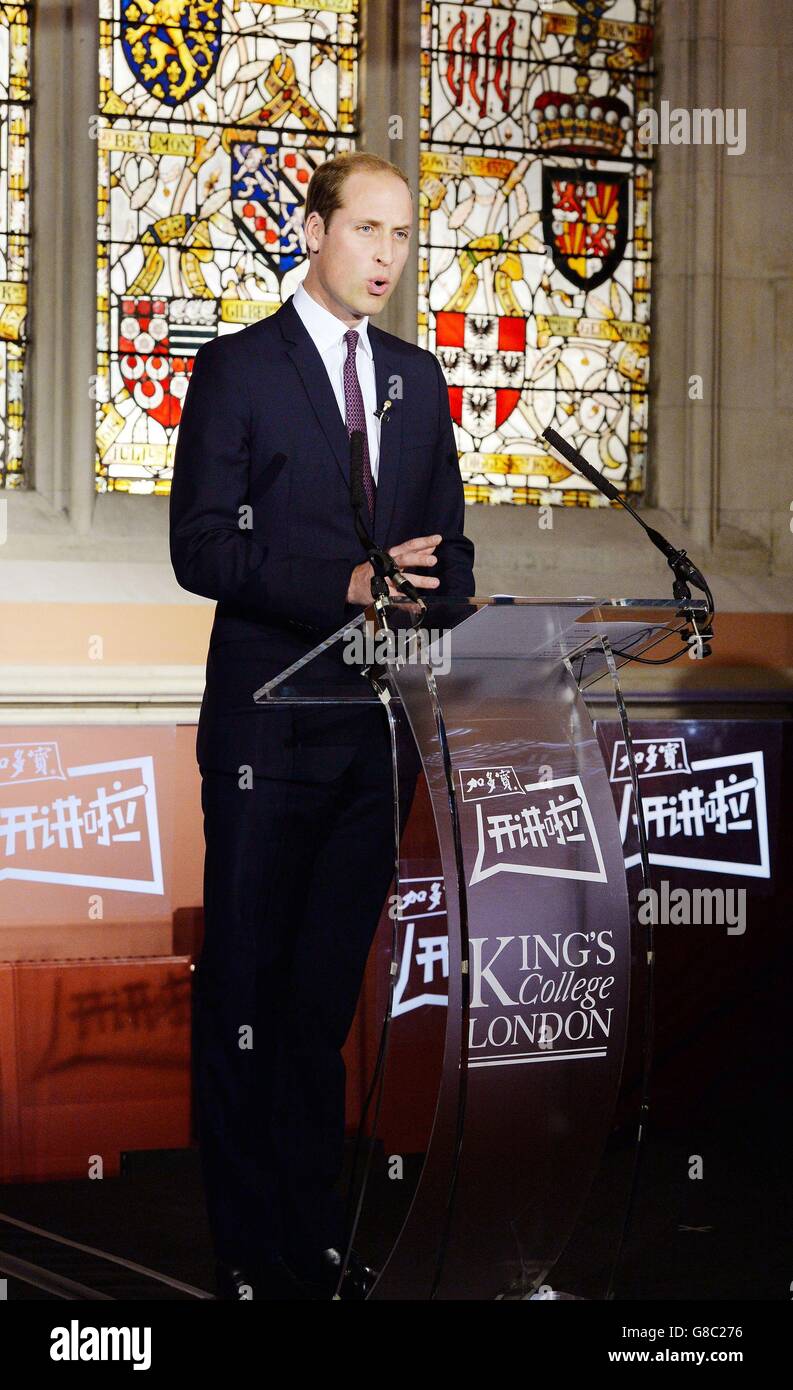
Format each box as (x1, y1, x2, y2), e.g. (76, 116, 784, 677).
(320, 1247, 379, 1300)
(214, 1256, 320, 1301)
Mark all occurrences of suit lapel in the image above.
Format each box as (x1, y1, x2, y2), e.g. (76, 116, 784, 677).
(369, 325, 402, 546)
(277, 295, 352, 490)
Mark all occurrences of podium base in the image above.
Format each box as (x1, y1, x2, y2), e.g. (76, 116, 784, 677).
(525, 1289, 585, 1301)
(495, 1282, 586, 1301)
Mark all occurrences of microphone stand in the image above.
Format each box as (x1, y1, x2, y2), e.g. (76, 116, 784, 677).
(542, 426, 714, 660)
(348, 429, 426, 632)
(347, 428, 426, 695)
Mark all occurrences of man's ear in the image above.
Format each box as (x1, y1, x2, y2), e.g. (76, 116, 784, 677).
(303, 209, 324, 255)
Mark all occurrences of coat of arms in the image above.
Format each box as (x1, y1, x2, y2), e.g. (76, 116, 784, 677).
(229, 141, 320, 280)
(436, 312, 525, 438)
(120, 0, 221, 106)
(119, 297, 217, 428)
(541, 168, 629, 292)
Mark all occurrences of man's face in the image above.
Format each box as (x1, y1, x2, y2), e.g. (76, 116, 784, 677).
(303, 169, 413, 324)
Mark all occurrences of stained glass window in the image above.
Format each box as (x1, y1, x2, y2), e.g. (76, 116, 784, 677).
(0, 2, 31, 490)
(418, 0, 654, 506)
(96, 0, 359, 495)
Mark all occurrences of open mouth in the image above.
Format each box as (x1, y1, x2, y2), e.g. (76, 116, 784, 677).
(366, 279, 390, 296)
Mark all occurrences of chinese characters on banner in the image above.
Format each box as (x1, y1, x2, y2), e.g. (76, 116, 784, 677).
(0, 727, 177, 924)
(390, 724, 781, 1029)
(599, 723, 777, 879)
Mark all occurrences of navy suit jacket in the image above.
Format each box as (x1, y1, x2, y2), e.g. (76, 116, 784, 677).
(169, 293, 475, 779)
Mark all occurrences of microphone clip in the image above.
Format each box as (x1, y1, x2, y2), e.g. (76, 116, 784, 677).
(374, 399, 393, 423)
(679, 608, 714, 661)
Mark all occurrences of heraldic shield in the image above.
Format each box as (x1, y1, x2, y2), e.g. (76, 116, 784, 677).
(435, 311, 526, 439)
(542, 167, 629, 292)
(229, 140, 321, 281)
(119, 297, 217, 431)
(121, 0, 222, 106)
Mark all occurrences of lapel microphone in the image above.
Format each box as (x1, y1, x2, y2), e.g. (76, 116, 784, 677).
(374, 400, 393, 422)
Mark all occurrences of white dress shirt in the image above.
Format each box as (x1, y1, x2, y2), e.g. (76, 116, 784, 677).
(292, 278, 381, 483)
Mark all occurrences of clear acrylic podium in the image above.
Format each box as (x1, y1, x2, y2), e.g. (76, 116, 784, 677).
(254, 594, 709, 1300)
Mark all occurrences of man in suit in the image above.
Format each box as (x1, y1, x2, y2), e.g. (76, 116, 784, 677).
(169, 151, 475, 1299)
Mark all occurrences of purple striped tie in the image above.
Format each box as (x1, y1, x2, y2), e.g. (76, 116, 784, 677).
(343, 328, 375, 521)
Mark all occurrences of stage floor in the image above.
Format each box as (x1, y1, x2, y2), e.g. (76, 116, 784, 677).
(0, 1103, 787, 1301)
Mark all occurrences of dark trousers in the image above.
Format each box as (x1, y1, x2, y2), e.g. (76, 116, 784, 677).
(194, 711, 419, 1275)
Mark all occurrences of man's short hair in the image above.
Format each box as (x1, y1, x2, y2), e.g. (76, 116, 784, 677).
(304, 151, 412, 241)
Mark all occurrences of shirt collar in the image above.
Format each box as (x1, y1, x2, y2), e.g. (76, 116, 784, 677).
(293, 279, 373, 360)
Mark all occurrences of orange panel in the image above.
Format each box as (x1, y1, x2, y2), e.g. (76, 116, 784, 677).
(8, 958, 192, 1182)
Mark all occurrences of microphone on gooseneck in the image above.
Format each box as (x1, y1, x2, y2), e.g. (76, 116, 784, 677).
(541, 425, 714, 624)
(543, 427, 623, 503)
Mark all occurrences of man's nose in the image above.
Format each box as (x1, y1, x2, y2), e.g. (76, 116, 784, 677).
(374, 235, 394, 266)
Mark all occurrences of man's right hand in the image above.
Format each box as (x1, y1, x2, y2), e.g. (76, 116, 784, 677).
(345, 534, 443, 606)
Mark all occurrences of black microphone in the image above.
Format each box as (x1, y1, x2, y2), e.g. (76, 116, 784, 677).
(348, 430, 423, 608)
(349, 427, 367, 516)
(543, 428, 623, 503)
(541, 426, 714, 620)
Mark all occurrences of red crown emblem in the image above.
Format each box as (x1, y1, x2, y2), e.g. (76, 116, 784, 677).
(529, 91, 631, 157)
